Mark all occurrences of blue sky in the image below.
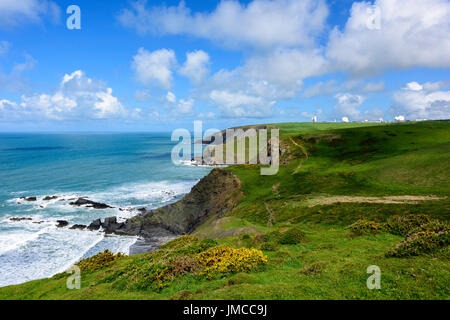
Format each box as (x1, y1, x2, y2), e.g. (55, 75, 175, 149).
(0, 0, 449, 132)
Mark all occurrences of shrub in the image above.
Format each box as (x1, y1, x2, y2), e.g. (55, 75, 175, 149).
(111, 258, 173, 291)
(279, 228, 305, 245)
(260, 242, 278, 251)
(386, 230, 450, 257)
(76, 249, 125, 273)
(347, 219, 383, 235)
(197, 245, 268, 279)
(385, 214, 432, 236)
(407, 219, 450, 236)
(168, 256, 201, 276)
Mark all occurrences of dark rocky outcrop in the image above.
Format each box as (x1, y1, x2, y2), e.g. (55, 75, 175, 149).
(70, 224, 87, 230)
(101, 217, 124, 234)
(20, 197, 37, 202)
(95, 168, 243, 239)
(56, 220, 69, 228)
(87, 219, 102, 230)
(10, 217, 32, 222)
(43, 196, 58, 201)
(69, 198, 113, 209)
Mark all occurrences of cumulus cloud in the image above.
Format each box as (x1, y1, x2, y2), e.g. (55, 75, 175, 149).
(303, 79, 385, 98)
(242, 48, 327, 86)
(179, 50, 210, 85)
(0, 70, 127, 121)
(163, 91, 194, 116)
(333, 93, 365, 120)
(118, 0, 328, 49)
(209, 89, 274, 118)
(132, 48, 177, 90)
(326, 0, 450, 75)
(0, 0, 61, 29)
(392, 81, 450, 120)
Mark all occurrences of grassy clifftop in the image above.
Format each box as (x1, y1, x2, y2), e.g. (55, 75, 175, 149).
(1, 121, 449, 300)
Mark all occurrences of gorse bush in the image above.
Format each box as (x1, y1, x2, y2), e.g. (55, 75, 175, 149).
(385, 214, 432, 236)
(387, 230, 450, 257)
(197, 245, 268, 279)
(76, 249, 125, 273)
(347, 219, 383, 235)
(407, 219, 450, 236)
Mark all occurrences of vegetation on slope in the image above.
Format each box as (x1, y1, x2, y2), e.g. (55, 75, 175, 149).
(1, 121, 449, 300)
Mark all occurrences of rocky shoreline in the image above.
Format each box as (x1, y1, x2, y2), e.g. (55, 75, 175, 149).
(10, 168, 243, 254)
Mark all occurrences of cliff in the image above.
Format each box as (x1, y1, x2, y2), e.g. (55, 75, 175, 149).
(111, 168, 243, 238)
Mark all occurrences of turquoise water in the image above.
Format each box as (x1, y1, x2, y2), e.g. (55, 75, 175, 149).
(0, 133, 211, 287)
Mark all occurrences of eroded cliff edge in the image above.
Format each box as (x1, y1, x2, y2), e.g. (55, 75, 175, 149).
(106, 168, 243, 239)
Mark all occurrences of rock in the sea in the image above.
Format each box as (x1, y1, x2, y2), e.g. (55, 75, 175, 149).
(56, 220, 69, 228)
(137, 207, 146, 213)
(87, 219, 102, 230)
(69, 198, 113, 209)
(10, 217, 32, 222)
(20, 197, 37, 202)
(101, 217, 124, 234)
(70, 224, 87, 230)
(43, 196, 58, 201)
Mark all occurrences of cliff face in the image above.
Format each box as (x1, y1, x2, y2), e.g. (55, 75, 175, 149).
(113, 168, 243, 238)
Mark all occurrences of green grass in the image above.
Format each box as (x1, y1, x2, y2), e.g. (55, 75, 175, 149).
(1, 120, 449, 300)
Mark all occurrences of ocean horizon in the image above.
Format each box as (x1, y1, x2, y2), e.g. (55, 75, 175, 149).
(0, 132, 212, 287)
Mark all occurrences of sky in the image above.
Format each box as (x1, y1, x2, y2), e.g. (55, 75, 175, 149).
(0, 0, 449, 132)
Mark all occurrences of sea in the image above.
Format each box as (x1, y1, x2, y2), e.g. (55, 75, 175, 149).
(0, 133, 212, 287)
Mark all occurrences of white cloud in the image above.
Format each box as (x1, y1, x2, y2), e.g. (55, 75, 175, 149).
(333, 93, 365, 120)
(132, 48, 177, 89)
(392, 81, 450, 120)
(176, 99, 194, 114)
(422, 81, 450, 92)
(0, 0, 60, 29)
(118, 0, 328, 49)
(303, 79, 385, 98)
(179, 50, 210, 85)
(166, 91, 176, 103)
(326, 0, 450, 75)
(404, 82, 423, 91)
(242, 48, 327, 86)
(1, 70, 127, 121)
(209, 89, 274, 118)
(162, 91, 194, 116)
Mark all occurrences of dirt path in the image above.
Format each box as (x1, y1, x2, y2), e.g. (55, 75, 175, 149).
(264, 202, 275, 228)
(305, 195, 445, 207)
(289, 136, 309, 159)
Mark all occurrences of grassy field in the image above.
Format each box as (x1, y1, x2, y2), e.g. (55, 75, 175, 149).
(1, 120, 449, 300)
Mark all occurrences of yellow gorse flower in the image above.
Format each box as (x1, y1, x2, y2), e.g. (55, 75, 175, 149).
(197, 245, 268, 279)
